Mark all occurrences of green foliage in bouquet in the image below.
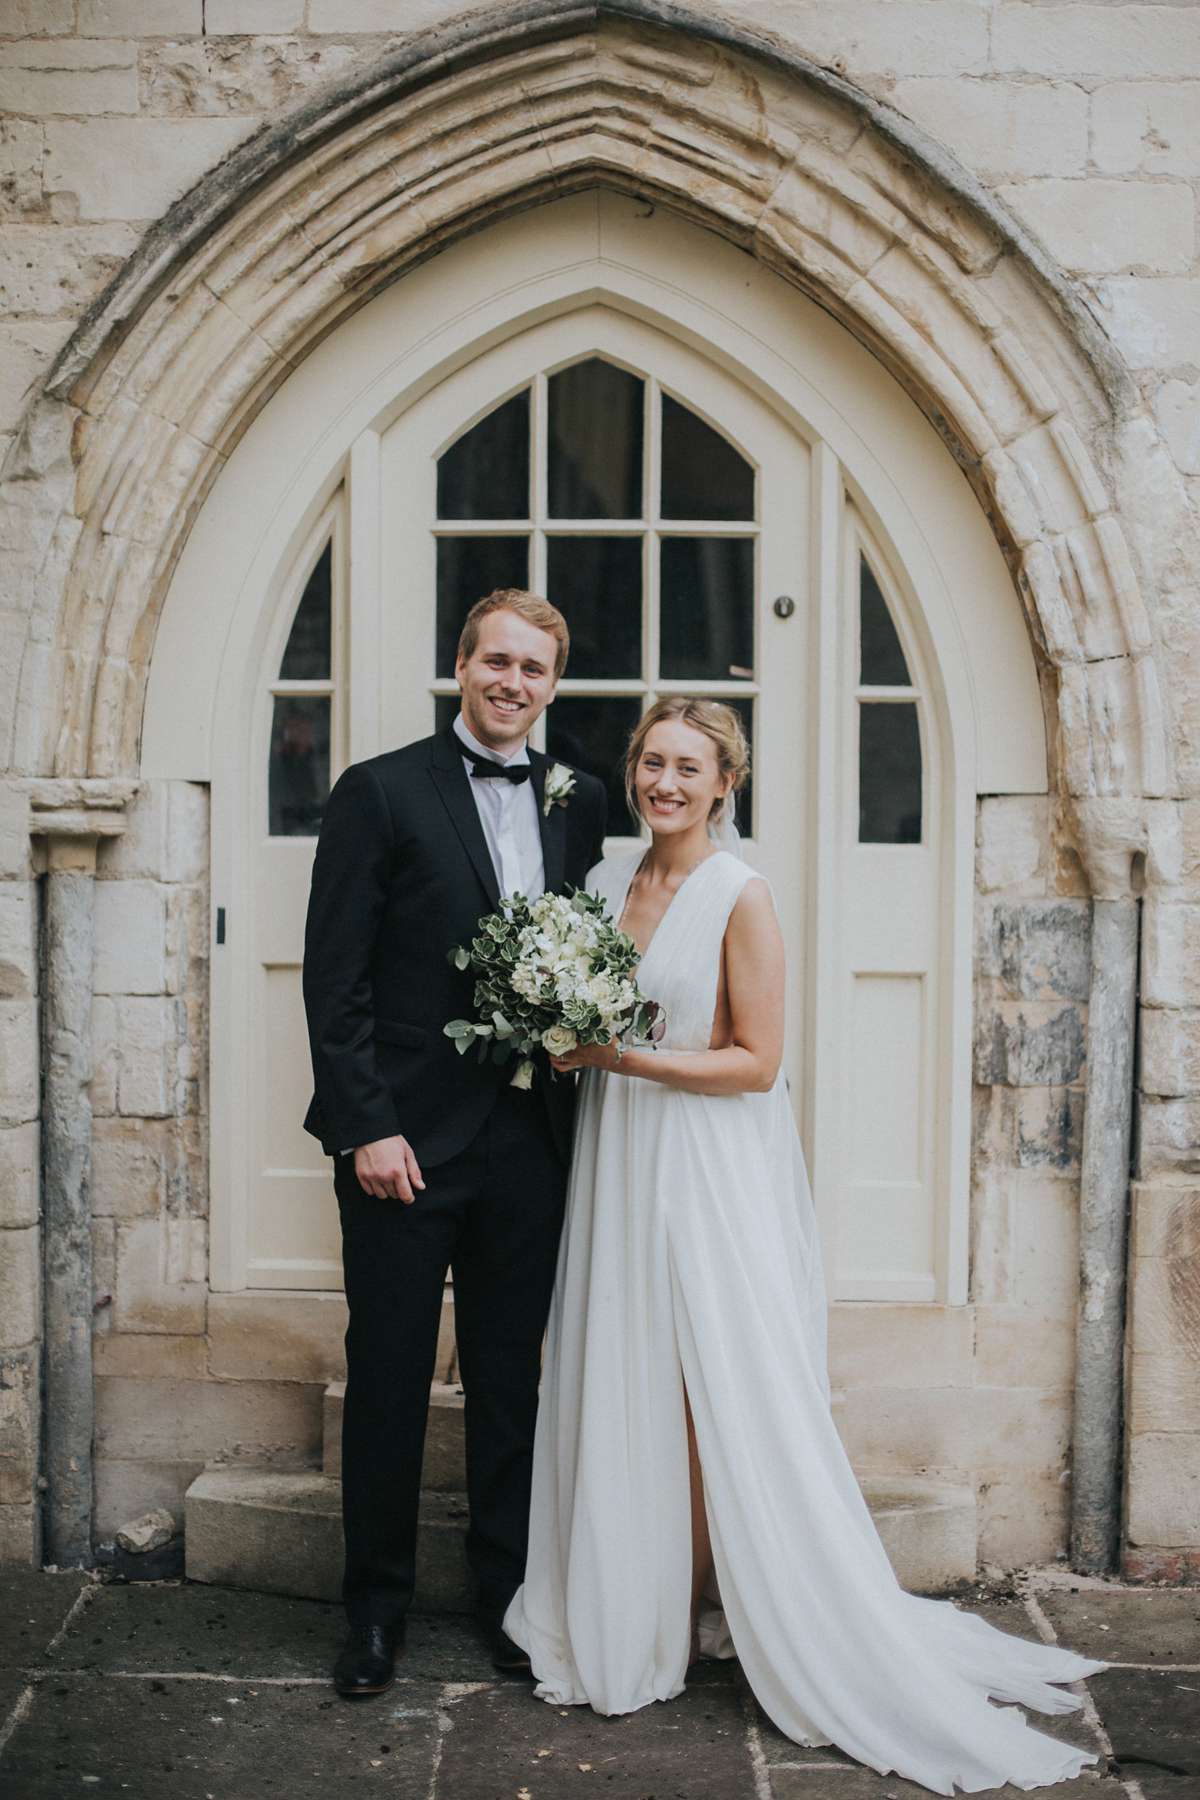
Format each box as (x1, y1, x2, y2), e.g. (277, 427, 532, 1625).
(444, 889, 664, 1088)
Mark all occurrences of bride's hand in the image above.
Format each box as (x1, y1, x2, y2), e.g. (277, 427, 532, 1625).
(549, 1041, 622, 1075)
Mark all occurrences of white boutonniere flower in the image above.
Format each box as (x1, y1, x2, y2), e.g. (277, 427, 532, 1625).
(542, 762, 576, 817)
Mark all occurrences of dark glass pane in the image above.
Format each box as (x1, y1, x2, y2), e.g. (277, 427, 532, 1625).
(660, 395, 754, 522)
(859, 701, 922, 844)
(269, 695, 330, 836)
(659, 537, 754, 681)
(547, 696, 644, 837)
(546, 536, 642, 679)
(434, 694, 461, 735)
(860, 554, 911, 687)
(279, 541, 331, 680)
(723, 694, 754, 837)
(437, 390, 530, 520)
(436, 536, 530, 677)
(548, 360, 644, 519)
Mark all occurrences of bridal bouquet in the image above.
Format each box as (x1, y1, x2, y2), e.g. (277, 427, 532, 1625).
(444, 890, 664, 1088)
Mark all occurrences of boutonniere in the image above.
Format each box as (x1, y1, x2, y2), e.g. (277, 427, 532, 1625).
(542, 762, 576, 817)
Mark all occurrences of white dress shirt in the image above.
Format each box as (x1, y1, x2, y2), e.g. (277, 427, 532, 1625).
(453, 713, 546, 902)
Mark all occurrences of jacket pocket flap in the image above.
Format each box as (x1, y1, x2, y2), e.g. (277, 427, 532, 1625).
(372, 1018, 426, 1049)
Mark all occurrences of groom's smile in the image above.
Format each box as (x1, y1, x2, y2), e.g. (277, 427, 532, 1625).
(455, 608, 562, 752)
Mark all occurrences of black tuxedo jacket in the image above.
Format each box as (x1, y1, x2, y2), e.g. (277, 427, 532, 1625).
(302, 723, 608, 1167)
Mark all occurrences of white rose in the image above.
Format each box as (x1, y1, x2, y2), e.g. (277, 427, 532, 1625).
(509, 1058, 535, 1090)
(541, 1024, 578, 1057)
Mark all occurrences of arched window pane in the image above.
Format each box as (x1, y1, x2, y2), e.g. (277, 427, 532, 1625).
(659, 536, 754, 681)
(660, 395, 754, 521)
(546, 536, 642, 679)
(859, 702, 921, 843)
(547, 695, 643, 833)
(860, 554, 911, 687)
(437, 390, 530, 520)
(548, 360, 643, 519)
(279, 542, 331, 679)
(269, 696, 330, 836)
(436, 536, 529, 676)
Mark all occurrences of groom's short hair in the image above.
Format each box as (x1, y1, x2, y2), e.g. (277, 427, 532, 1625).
(457, 589, 570, 680)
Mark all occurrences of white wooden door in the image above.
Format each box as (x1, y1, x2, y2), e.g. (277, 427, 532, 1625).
(247, 508, 348, 1288)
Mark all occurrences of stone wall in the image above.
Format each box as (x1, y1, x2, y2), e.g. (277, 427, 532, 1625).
(1, 0, 1199, 1571)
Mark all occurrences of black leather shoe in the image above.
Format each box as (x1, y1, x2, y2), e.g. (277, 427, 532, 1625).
(333, 1622, 405, 1696)
(478, 1615, 532, 1675)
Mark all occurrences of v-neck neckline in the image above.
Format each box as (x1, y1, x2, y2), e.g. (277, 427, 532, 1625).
(615, 847, 723, 963)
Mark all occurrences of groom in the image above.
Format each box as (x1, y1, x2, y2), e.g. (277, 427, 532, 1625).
(302, 590, 606, 1696)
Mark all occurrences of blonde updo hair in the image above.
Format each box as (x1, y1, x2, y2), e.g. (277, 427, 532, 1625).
(624, 697, 751, 825)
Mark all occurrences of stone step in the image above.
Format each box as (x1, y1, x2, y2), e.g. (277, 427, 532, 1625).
(321, 1380, 465, 1487)
(187, 1387, 976, 1609)
(185, 1470, 472, 1610)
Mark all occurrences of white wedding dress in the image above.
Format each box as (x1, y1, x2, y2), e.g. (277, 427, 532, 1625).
(505, 848, 1105, 1796)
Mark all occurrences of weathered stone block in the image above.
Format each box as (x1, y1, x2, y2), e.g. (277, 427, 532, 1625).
(974, 1002, 1086, 1088)
(826, 1303, 974, 1391)
(138, 36, 360, 120)
(971, 1169, 1080, 1307)
(980, 899, 1092, 1001)
(99, 780, 208, 885)
(114, 995, 177, 1117)
(3, 1, 73, 35)
(1126, 1434, 1200, 1548)
(0, 223, 139, 316)
(0, 1346, 38, 1509)
(0, 787, 30, 882)
(92, 1456, 204, 1543)
(973, 1304, 1075, 1392)
(993, 5, 1200, 79)
(0, 56, 138, 118)
(1157, 377, 1200, 479)
(833, 1383, 1070, 1484)
(0, 321, 73, 435)
(89, 993, 117, 1116)
(0, 1121, 38, 1227)
(0, 998, 38, 1124)
(1138, 1095, 1200, 1179)
(0, 1501, 37, 1569)
(858, 1478, 976, 1593)
(42, 116, 255, 221)
(204, 0, 306, 29)
(91, 1115, 182, 1219)
(94, 1375, 321, 1466)
(1096, 276, 1200, 372)
(208, 1291, 348, 1383)
(975, 1472, 1069, 1570)
(1093, 81, 1200, 177)
(976, 797, 1047, 895)
(77, 0, 198, 32)
(92, 1215, 114, 1318)
(998, 179, 1194, 277)
(112, 1214, 207, 1334)
(93, 1333, 205, 1379)
(92, 879, 167, 997)
(1142, 899, 1200, 1008)
(892, 77, 1086, 181)
(1140, 1009, 1200, 1099)
(1126, 1184, 1200, 1438)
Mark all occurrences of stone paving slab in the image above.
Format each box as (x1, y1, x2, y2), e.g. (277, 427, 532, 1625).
(1092, 1666, 1200, 1777)
(433, 1660, 756, 1799)
(768, 1774, 1127, 1800)
(0, 1670, 439, 1799)
(0, 1570, 90, 1667)
(1038, 1588, 1200, 1665)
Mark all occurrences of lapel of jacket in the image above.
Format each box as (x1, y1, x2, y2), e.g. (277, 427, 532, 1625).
(531, 750, 568, 895)
(429, 725, 502, 909)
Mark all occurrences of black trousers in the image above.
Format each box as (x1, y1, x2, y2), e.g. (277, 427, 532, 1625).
(335, 1084, 568, 1631)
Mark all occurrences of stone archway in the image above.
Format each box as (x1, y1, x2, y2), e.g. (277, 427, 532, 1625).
(0, 0, 1169, 818)
(4, 0, 1188, 1577)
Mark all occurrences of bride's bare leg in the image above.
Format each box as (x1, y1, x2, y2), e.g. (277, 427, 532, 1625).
(684, 1386, 714, 1666)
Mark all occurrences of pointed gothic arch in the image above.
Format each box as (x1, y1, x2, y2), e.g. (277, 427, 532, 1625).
(0, 0, 1167, 823)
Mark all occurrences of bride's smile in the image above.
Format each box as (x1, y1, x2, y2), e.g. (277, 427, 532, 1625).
(634, 719, 732, 840)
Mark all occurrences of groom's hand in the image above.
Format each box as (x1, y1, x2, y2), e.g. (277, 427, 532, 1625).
(353, 1135, 426, 1203)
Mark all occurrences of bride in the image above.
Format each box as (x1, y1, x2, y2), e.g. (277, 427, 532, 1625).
(503, 696, 1105, 1796)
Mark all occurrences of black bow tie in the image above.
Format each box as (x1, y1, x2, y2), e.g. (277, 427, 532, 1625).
(460, 743, 531, 785)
